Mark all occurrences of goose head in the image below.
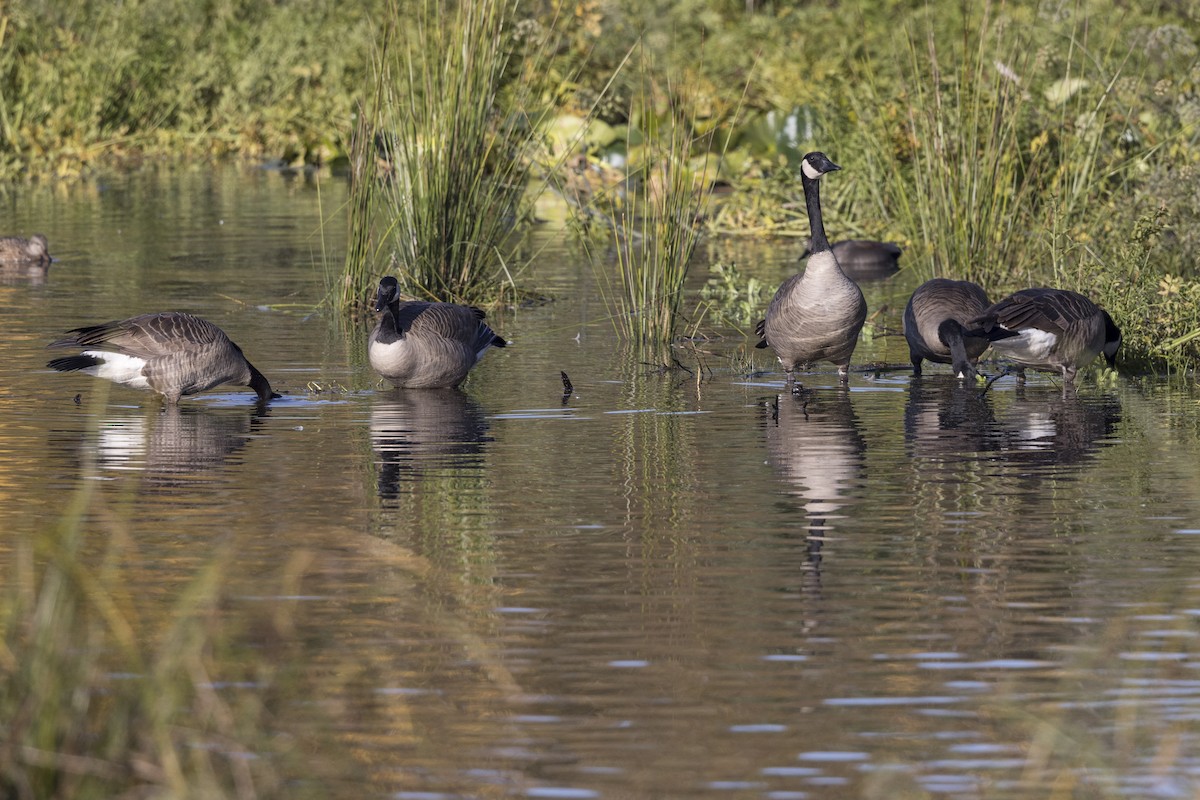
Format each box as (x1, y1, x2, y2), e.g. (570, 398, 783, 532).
(1101, 310, 1122, 367)
(800, 152, 841, 181)
(28, 234, 49, 259)
(375, 276, 401, 312)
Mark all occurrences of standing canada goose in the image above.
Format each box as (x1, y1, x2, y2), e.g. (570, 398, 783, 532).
(903, 278, 992, 378)
(756, 152, 866, 385)
(966, 287, 1121, 386)
(47, 312, 278, 404)
(803, 238, 902, 281)
(369, 276, 507, 389)
(0, 234, 50, 265)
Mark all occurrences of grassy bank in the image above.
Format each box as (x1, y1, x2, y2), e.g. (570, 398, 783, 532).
(2, 0, 1198, 369)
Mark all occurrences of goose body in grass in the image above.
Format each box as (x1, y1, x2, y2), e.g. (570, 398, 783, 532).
(0, 234, 50, 265)
(368, 276, 507, 389)
(756, 152, 866, 385)
(904, 278, 992, 378)
(966, 287, 1121, 386)
(803, 238, 902, 281)
(47, 312, 278, 404)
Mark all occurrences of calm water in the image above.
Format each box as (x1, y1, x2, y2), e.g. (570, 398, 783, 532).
(4, 166, 1200, 798)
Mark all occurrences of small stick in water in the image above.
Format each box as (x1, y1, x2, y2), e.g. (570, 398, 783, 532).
(561, 371, 573, 404)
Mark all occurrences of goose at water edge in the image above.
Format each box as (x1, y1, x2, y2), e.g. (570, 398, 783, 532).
(47, 312, 279, 404)
(368, 276, 507, 390)
(755, 151, 867, 387)
(966, 287, 1122, 387)
(903, 278, 992, 378)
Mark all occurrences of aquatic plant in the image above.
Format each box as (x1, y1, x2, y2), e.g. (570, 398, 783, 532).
(592, 62, 717, 355)
(340, 0, 561, 309)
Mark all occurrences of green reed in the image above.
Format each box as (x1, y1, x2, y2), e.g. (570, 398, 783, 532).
(598, 69, 714, 354)
(852, 2, 1135, 288)
(339, 0, 559, 310)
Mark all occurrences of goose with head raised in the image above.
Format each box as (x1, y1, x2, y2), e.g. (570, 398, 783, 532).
(756, 152, 867, 386)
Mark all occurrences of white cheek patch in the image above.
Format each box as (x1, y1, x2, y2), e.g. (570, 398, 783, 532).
(801, 159, 823, 180)
(83, 351, 151, 389)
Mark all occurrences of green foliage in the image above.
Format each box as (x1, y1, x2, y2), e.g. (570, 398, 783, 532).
(0, 0, 372, 178)
(596, 59, 716, 352)
(341, 0, 563, 309)
(698, 261, 770, 329)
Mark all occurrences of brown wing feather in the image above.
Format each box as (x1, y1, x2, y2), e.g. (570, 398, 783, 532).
(396, 302, 488, 344)
(984, 289, 1099, 335)
(51, 312, 230, 357)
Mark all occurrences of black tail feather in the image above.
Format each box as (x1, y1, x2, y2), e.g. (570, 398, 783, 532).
(47, 355, 103, 372)
(492, 334, 507, 348)
(963, 325, 1021, 342)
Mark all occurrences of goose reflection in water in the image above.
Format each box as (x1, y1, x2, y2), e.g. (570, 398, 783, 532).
(87, 405, 263, 486)
(904, 377, 1122, 477)
(762, 388, 865, 572)
(994, 387, 1122, 472)
(904, 375, 1002, 465)
(370, 389, 491, 500)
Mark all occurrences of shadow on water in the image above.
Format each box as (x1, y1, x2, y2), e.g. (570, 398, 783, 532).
(369, 388, 492, 500)
(761, 386, 865, 578)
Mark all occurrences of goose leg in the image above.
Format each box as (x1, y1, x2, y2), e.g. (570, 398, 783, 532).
(837, 363, 850, 383)
(911, 355, 923, 376)
(1015, 368, 1027, 386)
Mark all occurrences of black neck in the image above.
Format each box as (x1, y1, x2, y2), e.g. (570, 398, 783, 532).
(248, 366, 276, 402)
(802, 171, 831, 254)
(376, 299, 404, 344)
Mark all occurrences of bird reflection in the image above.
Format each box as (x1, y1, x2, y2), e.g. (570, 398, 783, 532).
(904, 375, 1002, 465)
(370, 389, 491, 500)
(90, 405, 262, 486)
(762, 388, 865, 574)
(994, 387, 1122, 472)
(0, 261, 50, 285)
(904, 377, 1122, 480)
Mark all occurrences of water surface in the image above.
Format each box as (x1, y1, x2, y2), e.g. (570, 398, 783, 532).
(3, 166, 1200, 798)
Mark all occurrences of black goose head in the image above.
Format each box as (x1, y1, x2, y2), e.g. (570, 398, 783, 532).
(1101, 310, 1122, 367)
(800, 151, 841, 182)
(375, 276, 400, 313)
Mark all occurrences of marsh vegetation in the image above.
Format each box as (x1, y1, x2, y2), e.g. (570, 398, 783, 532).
(5, 0, 1197, 367)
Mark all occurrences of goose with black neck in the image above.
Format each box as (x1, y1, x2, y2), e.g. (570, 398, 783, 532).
(756, 151, 867, 389)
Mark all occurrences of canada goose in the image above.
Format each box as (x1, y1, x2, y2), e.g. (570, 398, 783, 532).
(0, 234, 50, 264)
(903, 278, 992, 378)
(756, 152, 866, 385)
(369, 276, 507, 389)
(47, 312, 278, 404)
(803, 238, 902, 281)
(966, 287, 1121, 386)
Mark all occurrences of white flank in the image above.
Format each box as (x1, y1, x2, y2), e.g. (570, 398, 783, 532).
(993, 329, 1058, 363)
(83, 351, 151, 389)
